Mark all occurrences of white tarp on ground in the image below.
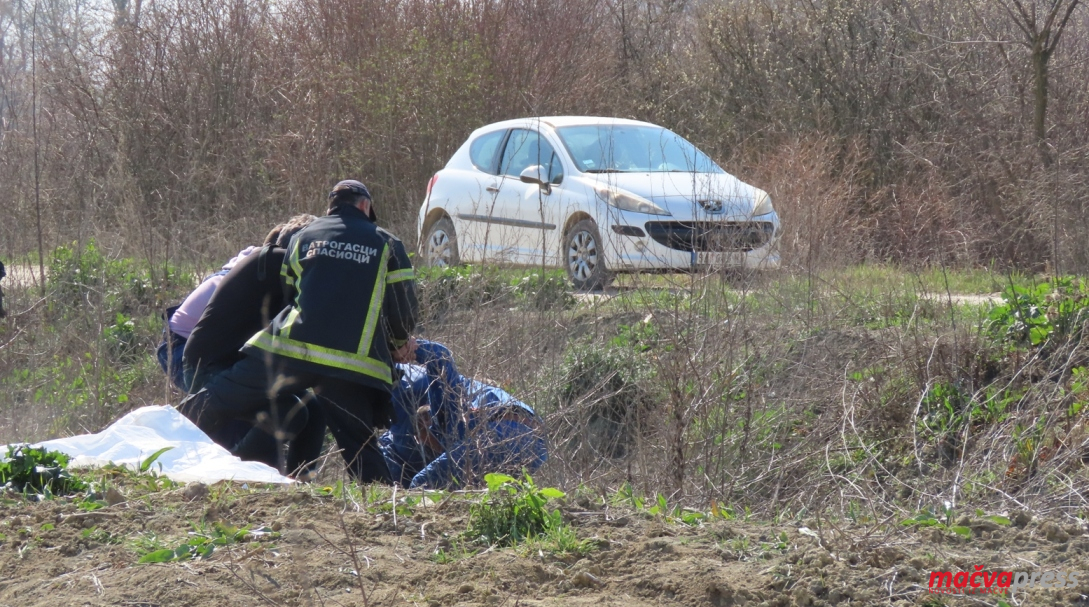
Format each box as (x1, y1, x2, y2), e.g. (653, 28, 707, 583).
(28, 405, 292, 484)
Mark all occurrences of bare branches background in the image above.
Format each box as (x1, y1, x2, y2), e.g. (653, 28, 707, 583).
(0, 0, 1087, 270)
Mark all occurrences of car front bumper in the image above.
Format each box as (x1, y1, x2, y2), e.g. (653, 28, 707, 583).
(605, 214, 781, 271)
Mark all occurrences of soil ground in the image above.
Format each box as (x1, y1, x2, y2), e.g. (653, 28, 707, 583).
(2, 482, 1088, 607)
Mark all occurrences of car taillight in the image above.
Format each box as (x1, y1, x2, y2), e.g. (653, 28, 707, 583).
(426, 174, 439, 201)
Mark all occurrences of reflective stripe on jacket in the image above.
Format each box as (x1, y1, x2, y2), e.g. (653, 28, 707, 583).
(243, 204, 418, 390)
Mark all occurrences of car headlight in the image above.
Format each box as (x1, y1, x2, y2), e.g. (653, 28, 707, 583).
(752, 190, 774, 216)
(594, 186, 671, 216)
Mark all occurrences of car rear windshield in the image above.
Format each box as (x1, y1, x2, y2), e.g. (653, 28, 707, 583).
(555, 125, 724, 174)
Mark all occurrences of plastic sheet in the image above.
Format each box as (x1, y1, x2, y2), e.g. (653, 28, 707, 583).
(25, 405, 292, 484)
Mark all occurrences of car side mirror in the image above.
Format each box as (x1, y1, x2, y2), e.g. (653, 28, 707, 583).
(519, 165, 550, 191)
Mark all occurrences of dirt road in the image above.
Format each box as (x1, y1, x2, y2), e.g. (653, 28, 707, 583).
(1, 264, 43, 290)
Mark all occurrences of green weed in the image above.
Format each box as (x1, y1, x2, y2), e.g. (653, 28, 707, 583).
(137, 521, 279, 563)
(612, 482, 644, 510)
(47, 239, 187, 316)
(645, 492, 709, 526)
(315, 479, 367, 503)
(525, 522, 600, 557)
(615, 483, 735, 526)
(547, 338, 658, 458)
(466, 473, 566, 547)
(919, 382, 972, 438)
(1068, 367, 1089, 418)
(0, 445, 87, 497)
(899, 503, 1010, 538)
(86, 449, 179, 495)
(431, 542, 476, 564)
(719, 531, 790, 561)
(511, 270, 575, 310)
(986, 277, 1089, 349)
(830, 264, 1026, 295)
(81, 527, 121, 544)
(609, 319, 663, 353)
(415, 265, 513, 313)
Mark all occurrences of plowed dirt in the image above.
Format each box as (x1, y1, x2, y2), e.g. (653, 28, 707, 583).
(2, 484, 1088, 606)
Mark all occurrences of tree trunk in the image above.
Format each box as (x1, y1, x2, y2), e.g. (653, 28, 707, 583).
(1032, 42, 1052, 166)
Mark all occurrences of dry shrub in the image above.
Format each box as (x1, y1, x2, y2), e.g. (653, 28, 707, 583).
(1016, 147, 1089, 273)
(871, 170, 967, 266)
(743, 135, 872, 270)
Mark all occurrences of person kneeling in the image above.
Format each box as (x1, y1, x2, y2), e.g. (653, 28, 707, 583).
(379, 340, 547, 489)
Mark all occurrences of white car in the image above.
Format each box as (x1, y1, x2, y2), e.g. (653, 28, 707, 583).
(417, 116, 780, 290)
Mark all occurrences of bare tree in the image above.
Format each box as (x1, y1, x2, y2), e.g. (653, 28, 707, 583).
(992, 0, 1082, 164)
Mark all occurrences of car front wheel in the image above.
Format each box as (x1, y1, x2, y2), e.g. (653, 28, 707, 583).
(423, 217, 460, 267)
(563, 219, 612, 291)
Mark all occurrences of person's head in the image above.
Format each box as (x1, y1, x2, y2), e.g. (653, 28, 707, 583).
(263, 214, 318, 248)
(275, 214, 317, 248)
(263, 224, 285, 247)
(328, 179, 376, 220)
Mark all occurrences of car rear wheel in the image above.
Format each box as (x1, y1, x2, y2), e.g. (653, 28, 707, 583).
(564, 219, 612, 291)
(423, 217, 460, 267)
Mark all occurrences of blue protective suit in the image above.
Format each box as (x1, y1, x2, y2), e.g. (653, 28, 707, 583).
(379, 341, 547, 488)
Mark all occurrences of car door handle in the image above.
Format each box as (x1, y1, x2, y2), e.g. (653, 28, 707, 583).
(486, 185, 499, 193)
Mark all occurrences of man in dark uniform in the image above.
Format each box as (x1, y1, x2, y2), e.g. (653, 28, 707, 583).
(179, 180, 418, 482)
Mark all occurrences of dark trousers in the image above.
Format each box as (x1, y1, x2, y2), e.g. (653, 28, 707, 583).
(178, 353, 393, 483)
(156, 331, 188, 391)
(379, 431, 433, 487)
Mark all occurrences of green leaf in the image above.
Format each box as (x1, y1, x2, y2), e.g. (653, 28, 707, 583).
(1029, 326, 1050, 346)
(138, 549, 177, 563)
(951, 526, 971, 539)
(139, 447, 174, 473)
(986, 515, 1011, 526)
(484, 473, 516, 492)
(78, 499, 106, 511)
(538, 488, 565, 499)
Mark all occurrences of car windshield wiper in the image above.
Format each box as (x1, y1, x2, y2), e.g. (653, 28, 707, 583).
(583, 168, 628, 173)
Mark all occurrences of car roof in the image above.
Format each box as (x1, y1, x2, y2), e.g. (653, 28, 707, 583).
(474, 116, 662, 133)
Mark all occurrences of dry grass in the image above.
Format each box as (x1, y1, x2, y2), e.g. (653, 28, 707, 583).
(3, 249, 1089, 522)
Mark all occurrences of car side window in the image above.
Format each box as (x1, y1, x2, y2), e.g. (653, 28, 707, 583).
(546, 151, 564, 184)
(469, 130, 507, 174)
(500, 129, 560, 181)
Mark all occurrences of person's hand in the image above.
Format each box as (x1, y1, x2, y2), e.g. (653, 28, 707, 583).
(391, 336, 418, 363)
(414, 405, 442, 453)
